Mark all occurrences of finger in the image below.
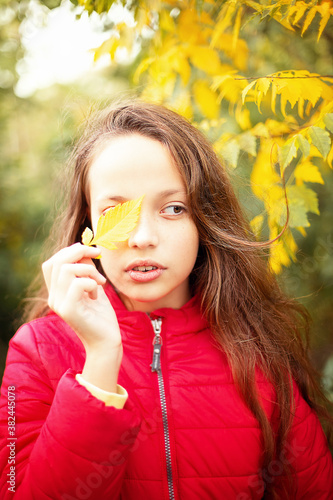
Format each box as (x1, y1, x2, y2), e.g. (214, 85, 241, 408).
(43, 244, 101, 276)
(61, 263, 106, 285)
(88, 286, 99, 301)
(56, 243, 101, 262)
(48, 263, 106, 310)
(43, 244, 102, 290)
(55, 277, 98, 322)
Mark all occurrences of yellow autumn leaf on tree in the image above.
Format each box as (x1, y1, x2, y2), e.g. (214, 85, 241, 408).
(82, 196, 144, 250)
(250, 214, 264, 238)
(242, 71, 333, 118)
(190, 46, 221, 75)
(178, 9, 206, 44)
(294, 160, 324, 185)
(268, 228, 297, 274)
(93, 36, 120, 62)
(193, 80, 219, 119)
(255, 78, 271, 113)
(301, 6, 318, 36)
(287, 2, 308, 26)
(73, 0, 333, 275)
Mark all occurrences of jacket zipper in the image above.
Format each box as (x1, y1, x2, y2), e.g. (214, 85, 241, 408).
(150, 318, 175, 500)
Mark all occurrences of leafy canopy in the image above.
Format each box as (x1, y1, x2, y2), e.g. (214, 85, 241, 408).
(71, 0, 333, 273)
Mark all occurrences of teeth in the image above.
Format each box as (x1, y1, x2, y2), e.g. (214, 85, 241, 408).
(133, 266, 157, 272)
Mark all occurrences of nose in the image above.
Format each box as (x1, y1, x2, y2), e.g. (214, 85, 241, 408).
(127, 210, 159, 249)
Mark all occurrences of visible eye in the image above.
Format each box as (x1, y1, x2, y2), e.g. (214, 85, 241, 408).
(161, 205, 185, 216)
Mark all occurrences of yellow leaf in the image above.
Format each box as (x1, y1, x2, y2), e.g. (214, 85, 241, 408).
(294, 160, 324, 185)
(242, 0, 263, 13)
(212, 72, 235, 92)
(141, 76, 176, 102)
(190, 46, 221, 75)
(215, 138, 240, 168)
(133, 57, 154, 84)
(297, 226, 307, 237)
(317, 3, 331, 41)
(255, 78, 271, 113)
(251, 122, 270, 138)
(278, 138, 297, 170)
(242, 80, 256, 104)
(271, 81, 278, 114)
(178, 9, 204, 44)
(236, 107, 252, 130)
(232, 6, 242, 52)
(250, 214, 264, 238)
(82, 196, 144, 251)
(268, 228, 297, 274)
(270, 71, 329, 116)
(213, 71, 246, 105)
(193, 80, 219, 119)
(301, 6, 318, 36)
(265, 119, 292, 135)
(211, 4, 235, 47)
(257, 78, 271, 95)
(213, 34, 249, 70)
(93, 36, 120, 62)
(194, 9, 214, 27)
(298, 96, 305, 120)
(268, 239, 288, 274)
(160, 10, 175, 32)
(250, 139, 281, 202)
(82, 227, 93, 246)
(172, 52, 191, 86)
(169, 91, 193, 120)
(289, 2, 308, 25)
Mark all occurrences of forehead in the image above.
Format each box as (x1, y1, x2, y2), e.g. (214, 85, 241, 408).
(88, 134, 185, 201)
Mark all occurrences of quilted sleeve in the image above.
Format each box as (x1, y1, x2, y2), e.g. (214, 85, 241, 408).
(273, 382, 333, 499)
(0, 323, 141, 500)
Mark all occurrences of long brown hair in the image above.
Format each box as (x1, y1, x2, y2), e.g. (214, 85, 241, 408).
(25, 100, 332, 497)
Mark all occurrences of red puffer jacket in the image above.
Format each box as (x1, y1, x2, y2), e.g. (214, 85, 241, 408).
(0, 285, 332, 500)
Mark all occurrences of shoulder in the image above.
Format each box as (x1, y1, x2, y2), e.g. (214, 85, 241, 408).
(7, 313, 85, 383)
(11, 313, 82, 350)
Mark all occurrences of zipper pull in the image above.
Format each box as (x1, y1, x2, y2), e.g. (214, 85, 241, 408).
(151, 318, 162, 372)
(151, 343, 162, 372)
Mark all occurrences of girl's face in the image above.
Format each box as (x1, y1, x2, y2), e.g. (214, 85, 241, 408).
(88, 133, 199, 312)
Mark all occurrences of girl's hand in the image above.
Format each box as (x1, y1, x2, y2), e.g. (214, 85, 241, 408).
(42, 244, 122, 391)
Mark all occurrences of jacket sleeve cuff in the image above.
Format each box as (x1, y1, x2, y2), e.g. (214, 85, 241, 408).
(75, 373, 128, 409)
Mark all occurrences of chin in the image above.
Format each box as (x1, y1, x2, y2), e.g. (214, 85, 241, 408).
(130, 291, 166, 304)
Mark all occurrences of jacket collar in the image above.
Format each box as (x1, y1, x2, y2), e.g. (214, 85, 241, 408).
(104, 283, 209, 336)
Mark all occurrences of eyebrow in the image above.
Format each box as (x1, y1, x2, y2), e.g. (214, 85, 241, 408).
(97, 189, 187, 203)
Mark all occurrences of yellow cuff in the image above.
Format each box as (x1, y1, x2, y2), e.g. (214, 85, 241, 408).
(75, 373, 128, 409)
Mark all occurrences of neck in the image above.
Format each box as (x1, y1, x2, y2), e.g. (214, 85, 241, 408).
(117, 285, 192, 313)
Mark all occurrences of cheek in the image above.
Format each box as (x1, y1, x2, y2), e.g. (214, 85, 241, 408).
(99, 249, 122, 279)
(177, 222, 199, 259)
(187, 221, 200, 246)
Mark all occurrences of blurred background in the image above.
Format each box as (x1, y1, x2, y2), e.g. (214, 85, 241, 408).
(0, 0, 332, 403)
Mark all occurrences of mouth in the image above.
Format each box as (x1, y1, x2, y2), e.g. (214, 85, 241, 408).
(132, 265, 158, 272)
(126, 261, 165, 283)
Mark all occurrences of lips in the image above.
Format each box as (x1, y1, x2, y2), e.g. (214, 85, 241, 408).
(132, 265, 158, 272)
(126, 260, 165, 283)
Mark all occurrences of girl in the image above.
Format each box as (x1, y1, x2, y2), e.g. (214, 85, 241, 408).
(0, 101, 332, 500)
